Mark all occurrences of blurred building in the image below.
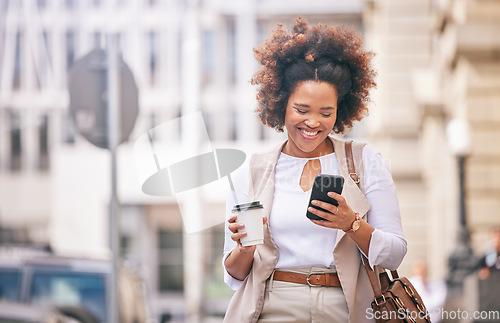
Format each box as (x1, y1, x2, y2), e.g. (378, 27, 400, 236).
(366, 0, 500, 275)
(1, 0, 499, 321)
(0, 0, 364, 321)
(364, 0, 500, 316)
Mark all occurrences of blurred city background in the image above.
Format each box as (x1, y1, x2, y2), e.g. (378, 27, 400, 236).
(0, 0, 499, 322)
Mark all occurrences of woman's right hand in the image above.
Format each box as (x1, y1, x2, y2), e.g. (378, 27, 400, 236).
(227, 214, 267, 254)
(225, 215, 267, 281)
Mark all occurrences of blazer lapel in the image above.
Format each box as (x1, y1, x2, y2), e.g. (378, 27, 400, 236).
(331, 138, 371, 243)
(249, 142, 286, 216)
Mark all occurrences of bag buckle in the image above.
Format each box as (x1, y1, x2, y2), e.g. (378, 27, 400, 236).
(374, 295, 386, 306)
(349, 173, 360, 184)
(306, 272, 324, 287)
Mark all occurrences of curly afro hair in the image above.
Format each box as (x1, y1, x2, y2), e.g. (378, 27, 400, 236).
(252, 17, 377, 134)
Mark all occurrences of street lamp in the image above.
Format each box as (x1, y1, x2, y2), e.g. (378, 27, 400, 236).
(446, 118, 477, 296)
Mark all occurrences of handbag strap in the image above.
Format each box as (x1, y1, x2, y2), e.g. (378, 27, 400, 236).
(344, 141, 398, 301)
(344, 141, 360, 185)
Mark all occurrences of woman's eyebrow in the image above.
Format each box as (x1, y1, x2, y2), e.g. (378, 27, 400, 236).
(293, 103, 310, 108)
(293, 103, 336, 110)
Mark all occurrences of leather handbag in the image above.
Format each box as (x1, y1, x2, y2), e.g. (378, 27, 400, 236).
(362, 254, 431, 323)
(345, 141, 431, 323)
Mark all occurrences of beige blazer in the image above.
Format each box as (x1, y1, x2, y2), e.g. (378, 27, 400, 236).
(224, 138, 376, 323)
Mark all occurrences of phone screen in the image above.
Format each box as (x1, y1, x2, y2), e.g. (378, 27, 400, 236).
(306, 174, 344, 221)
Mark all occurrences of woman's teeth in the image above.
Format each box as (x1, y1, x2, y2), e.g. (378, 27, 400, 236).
(301, 129, 318, 136)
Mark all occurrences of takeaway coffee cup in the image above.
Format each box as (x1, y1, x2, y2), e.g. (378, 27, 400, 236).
(232, 201, 264, 247)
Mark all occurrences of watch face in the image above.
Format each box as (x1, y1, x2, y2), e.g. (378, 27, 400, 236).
(352, 220, 361, 232)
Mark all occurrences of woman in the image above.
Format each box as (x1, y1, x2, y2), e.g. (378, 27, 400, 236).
(223, 17, 407, 323)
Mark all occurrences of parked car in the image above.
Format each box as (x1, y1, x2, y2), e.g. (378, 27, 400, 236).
(0, 246, 148, 323)
(0, 301, 79, 323)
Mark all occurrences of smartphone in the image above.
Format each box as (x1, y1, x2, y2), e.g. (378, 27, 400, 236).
(306, 174, 345, 221)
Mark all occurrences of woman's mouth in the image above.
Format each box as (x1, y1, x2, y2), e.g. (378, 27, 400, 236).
(299, 128, 320, 139)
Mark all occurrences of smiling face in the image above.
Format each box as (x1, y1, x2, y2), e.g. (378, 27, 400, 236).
(282, 81, 338, 158)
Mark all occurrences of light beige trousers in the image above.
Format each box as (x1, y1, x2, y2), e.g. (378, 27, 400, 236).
(258, 267, 349, 323)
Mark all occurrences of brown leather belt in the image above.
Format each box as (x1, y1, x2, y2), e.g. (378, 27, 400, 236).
(273, 270, 341, 287)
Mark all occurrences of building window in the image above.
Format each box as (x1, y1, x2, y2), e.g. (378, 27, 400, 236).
(40, 31, 51, 90)
(202, 30, 214, 85)
(230, 108, 237, 141)
(259, 120, 266, 141)
(148, 31, 157, 86)
(63, 112, 75, 144)
(9, 111, 22, 171)
(66, 31, 75, 69)
(205, 223, 233, 301)
(228, 22, 236, 84)
(38, 114, 49, 171)
(119, 204, 144, 260)
(158, 229, 183, 291)
(13, 31, 21, 90)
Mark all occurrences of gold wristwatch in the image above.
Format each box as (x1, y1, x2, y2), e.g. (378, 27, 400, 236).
(344, 212, 361, 233)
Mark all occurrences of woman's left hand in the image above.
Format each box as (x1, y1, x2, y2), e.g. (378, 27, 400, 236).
(308, 192, 356, 231)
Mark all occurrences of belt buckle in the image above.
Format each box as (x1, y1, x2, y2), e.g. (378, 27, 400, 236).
(306, 272, 324, 287)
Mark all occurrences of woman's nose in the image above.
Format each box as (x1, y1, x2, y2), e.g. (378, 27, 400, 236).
(304, 118, 320, 128)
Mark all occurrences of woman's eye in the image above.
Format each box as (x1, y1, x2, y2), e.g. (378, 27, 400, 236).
(295, 109, 306, 114)
(322, 113, 332, 117)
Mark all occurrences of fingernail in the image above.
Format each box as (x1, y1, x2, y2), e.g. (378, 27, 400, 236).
(308, 207, 314, 212)
(327, 192, 333, 197)
(311, 200, 318, 205)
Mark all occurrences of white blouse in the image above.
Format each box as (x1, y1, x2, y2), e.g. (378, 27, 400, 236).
(223, 144, 407, 291)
